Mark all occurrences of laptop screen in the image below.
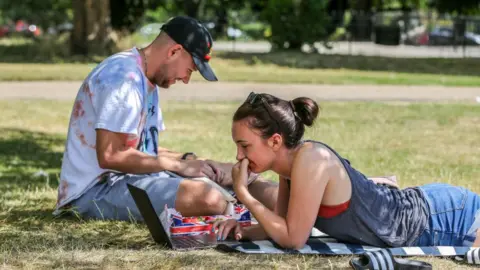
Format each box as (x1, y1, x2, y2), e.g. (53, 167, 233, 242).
(127, 183, 173, 248)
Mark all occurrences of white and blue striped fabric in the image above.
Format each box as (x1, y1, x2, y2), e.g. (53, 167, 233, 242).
(463, 248, 480, 264)
(218, 237, 476, 257)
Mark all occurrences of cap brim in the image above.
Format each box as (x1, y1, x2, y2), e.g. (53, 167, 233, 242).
(193, 56, 218, 82)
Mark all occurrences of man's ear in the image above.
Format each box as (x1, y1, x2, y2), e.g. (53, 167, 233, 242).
(166, 44, 183, 60)
(268, 133, 283, 151)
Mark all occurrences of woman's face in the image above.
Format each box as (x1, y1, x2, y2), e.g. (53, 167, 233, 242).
(231, 118, 276, 174)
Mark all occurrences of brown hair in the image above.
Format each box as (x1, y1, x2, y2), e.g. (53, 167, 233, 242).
(233, 93, 319, 148)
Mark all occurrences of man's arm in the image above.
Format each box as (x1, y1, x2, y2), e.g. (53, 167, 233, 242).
(96, 129, 214, 178)
(157, 147, 197, 160)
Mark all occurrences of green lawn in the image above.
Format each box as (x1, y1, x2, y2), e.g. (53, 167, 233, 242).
(0, 37, 479, 86)
(0, 99, 479, 269)
(1, 60, 479, 87)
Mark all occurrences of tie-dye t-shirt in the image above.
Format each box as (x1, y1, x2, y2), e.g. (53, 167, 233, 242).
(55, 47, 166, 212)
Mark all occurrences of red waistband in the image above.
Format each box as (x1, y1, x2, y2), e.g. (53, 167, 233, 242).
(318, 200, 351, 218)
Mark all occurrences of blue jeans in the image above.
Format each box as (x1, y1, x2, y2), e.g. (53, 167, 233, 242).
(71, 172, 184, 221)
(415, 183, 480, 246)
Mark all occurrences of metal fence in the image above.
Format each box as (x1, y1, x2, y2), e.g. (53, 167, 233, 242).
(216, 11, 480, 59)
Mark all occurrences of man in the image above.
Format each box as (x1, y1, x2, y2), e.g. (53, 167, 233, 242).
(54, 16, 278, 220)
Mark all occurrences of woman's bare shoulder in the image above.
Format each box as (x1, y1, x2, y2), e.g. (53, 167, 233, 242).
(296, 141, 336, 162)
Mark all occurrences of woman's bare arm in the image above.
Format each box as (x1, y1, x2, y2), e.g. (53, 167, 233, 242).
(236, 146, 330, 249)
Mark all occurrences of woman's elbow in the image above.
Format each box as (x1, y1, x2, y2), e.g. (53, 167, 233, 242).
(279, 238, 307, 250)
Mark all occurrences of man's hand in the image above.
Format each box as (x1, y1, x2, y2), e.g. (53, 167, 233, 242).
(205, 160, 230, 185)
(177, 160, 216, 179)
(204, 160, 260, 187)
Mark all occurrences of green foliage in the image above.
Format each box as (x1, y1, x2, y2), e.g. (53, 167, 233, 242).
(373, 0, 480, 14)
(434, 0, 480, 15)
(144, 5, 174, 23)
(0, 0, 71, 30)
(263, 0, 332, 50)
(110, 0, 166, 32)
(238, 22, 269, 40)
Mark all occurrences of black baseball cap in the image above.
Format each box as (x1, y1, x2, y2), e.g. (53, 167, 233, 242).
(161, 16, 218, 82)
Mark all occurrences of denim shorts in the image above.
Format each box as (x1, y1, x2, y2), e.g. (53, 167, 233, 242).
(415, 183, 480, 246)
(70, 172, 184, 221)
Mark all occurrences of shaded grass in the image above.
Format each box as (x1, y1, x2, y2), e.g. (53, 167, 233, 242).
(0, 99, 479, 269)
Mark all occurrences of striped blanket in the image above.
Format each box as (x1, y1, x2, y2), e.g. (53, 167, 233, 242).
(217, 237, 474, 257)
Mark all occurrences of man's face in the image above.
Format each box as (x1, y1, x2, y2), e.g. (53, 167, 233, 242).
(155, 46, 197, 89)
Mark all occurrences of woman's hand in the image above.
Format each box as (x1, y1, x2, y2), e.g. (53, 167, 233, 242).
(211, 219, 243, 241)
(232, 158, 250, 193)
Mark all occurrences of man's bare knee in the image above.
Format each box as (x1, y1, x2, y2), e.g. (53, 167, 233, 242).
(174, 180, 227, 216)
(202, 189, 227, 213)
(248, 178, 278, 211)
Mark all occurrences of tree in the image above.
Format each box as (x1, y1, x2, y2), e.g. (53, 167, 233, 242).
(110, 0, 165, 33)
(327, 0, 349, 35)
(0, 0, 71, 30)
(202, 0, 247, 38)
(347, 0, 374, 41)
(263, 0, 332, 50)
(71, 0, 112, 56)
(433, 0, 480, 14)
(173, 0, 202, 18)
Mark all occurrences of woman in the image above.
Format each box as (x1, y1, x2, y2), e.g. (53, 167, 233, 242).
(213, 92, 480, 249)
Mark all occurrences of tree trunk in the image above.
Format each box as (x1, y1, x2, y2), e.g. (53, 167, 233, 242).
(400, 0, 410, 44)
(348, 0, 373, 41)
(71, 0, 113, 56)
(174, 0, 202, 18)
(71, 0, 88, 55)
(214, 8, 228, 39)
(288, 40, 303, 50)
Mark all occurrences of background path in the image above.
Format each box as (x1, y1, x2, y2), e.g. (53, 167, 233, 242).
(1, 81, 479, 102)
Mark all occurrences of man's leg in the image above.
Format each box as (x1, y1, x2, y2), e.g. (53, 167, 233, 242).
(247, 176, 278, 211)
(174, 179, 228, 216)
(70, 174, 228, 221)
(175, 176, 279, 214)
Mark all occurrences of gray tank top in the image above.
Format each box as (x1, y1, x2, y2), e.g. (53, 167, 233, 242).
(305, 140, 429, 247)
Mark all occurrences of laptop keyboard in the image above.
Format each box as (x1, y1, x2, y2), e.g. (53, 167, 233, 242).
(174, 236, 210, 248)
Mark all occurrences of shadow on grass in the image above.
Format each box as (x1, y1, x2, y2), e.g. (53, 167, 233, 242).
(0, 128, 156, 251)
(1, 206, 156, 251)
(0, 128, 64, 189)
(217, 51, 479, 77)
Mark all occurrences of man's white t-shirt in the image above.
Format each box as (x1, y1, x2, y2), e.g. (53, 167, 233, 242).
(55, 47, 167, 212)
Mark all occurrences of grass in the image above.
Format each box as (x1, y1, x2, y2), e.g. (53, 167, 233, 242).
(1, 59, 480, 87)
(0, 37, 479, 86)
(0, 99, 479, 269)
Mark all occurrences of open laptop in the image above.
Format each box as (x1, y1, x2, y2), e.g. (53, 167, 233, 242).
(127, 183, 221, 250)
